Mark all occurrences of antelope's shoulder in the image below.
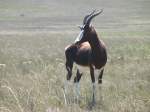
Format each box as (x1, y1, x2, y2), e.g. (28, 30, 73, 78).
(79, 42, 91, 50)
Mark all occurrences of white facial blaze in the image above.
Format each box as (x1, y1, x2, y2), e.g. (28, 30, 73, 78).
(74, 30, 84, 43)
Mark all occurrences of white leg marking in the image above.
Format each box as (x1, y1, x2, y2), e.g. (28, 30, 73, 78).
(63, 80, 69, 105)
(74, 82, 80, 104)
(64, 80, 69, 95)
(92, 83, 96, 103)
(75, 83, 80, 98)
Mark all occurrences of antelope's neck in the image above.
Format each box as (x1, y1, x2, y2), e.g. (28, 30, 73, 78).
(88, 31, 107, 68)
(89, 35, 103, 52)
(88, 29, 103, 51)
(88, 29, 106, 60)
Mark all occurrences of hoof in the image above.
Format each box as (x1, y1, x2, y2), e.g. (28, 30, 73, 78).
(98, 79, 102, 84)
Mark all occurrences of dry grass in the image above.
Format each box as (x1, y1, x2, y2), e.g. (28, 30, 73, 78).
(0, 0, 150, 111)
(0, 32, 150, 112)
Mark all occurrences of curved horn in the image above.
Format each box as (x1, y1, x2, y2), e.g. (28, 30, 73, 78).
(86, 9, 103, 26)
(83, 9, 96, 25)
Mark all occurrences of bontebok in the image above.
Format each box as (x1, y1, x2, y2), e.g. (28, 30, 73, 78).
(65, 9, 107, 104)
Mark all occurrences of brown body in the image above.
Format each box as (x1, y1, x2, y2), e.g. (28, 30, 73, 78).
(65, 26, 107, 83)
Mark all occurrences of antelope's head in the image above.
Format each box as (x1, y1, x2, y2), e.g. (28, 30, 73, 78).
(75, 9, 103, 43)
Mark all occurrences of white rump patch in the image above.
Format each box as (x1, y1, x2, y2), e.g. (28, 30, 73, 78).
(74, 30, 84, 43)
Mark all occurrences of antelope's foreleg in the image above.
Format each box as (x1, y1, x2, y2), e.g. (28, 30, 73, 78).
(64, 60, 73, 105)
(74, 69, 83, 100)
(74, 69, 83, 83)
(66, 60, 73, 81)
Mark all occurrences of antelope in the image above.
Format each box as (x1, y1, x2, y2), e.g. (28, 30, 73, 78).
(65, 9, 107, 103)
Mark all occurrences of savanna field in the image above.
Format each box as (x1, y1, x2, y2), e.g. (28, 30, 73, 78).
(0, 0, 150, 112)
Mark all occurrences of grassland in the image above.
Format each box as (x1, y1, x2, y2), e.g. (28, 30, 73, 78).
(0, 0, 150, 112)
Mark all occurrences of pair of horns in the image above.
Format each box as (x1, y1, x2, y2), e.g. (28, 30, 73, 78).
(83, 9, 103, 26)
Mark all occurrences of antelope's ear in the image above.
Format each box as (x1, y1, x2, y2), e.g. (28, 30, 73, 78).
(77, 25, 83, 30)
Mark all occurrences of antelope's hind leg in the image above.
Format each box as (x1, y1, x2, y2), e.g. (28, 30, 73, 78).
(98, 68, 104, 84)
(90, 65, 96, 104)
